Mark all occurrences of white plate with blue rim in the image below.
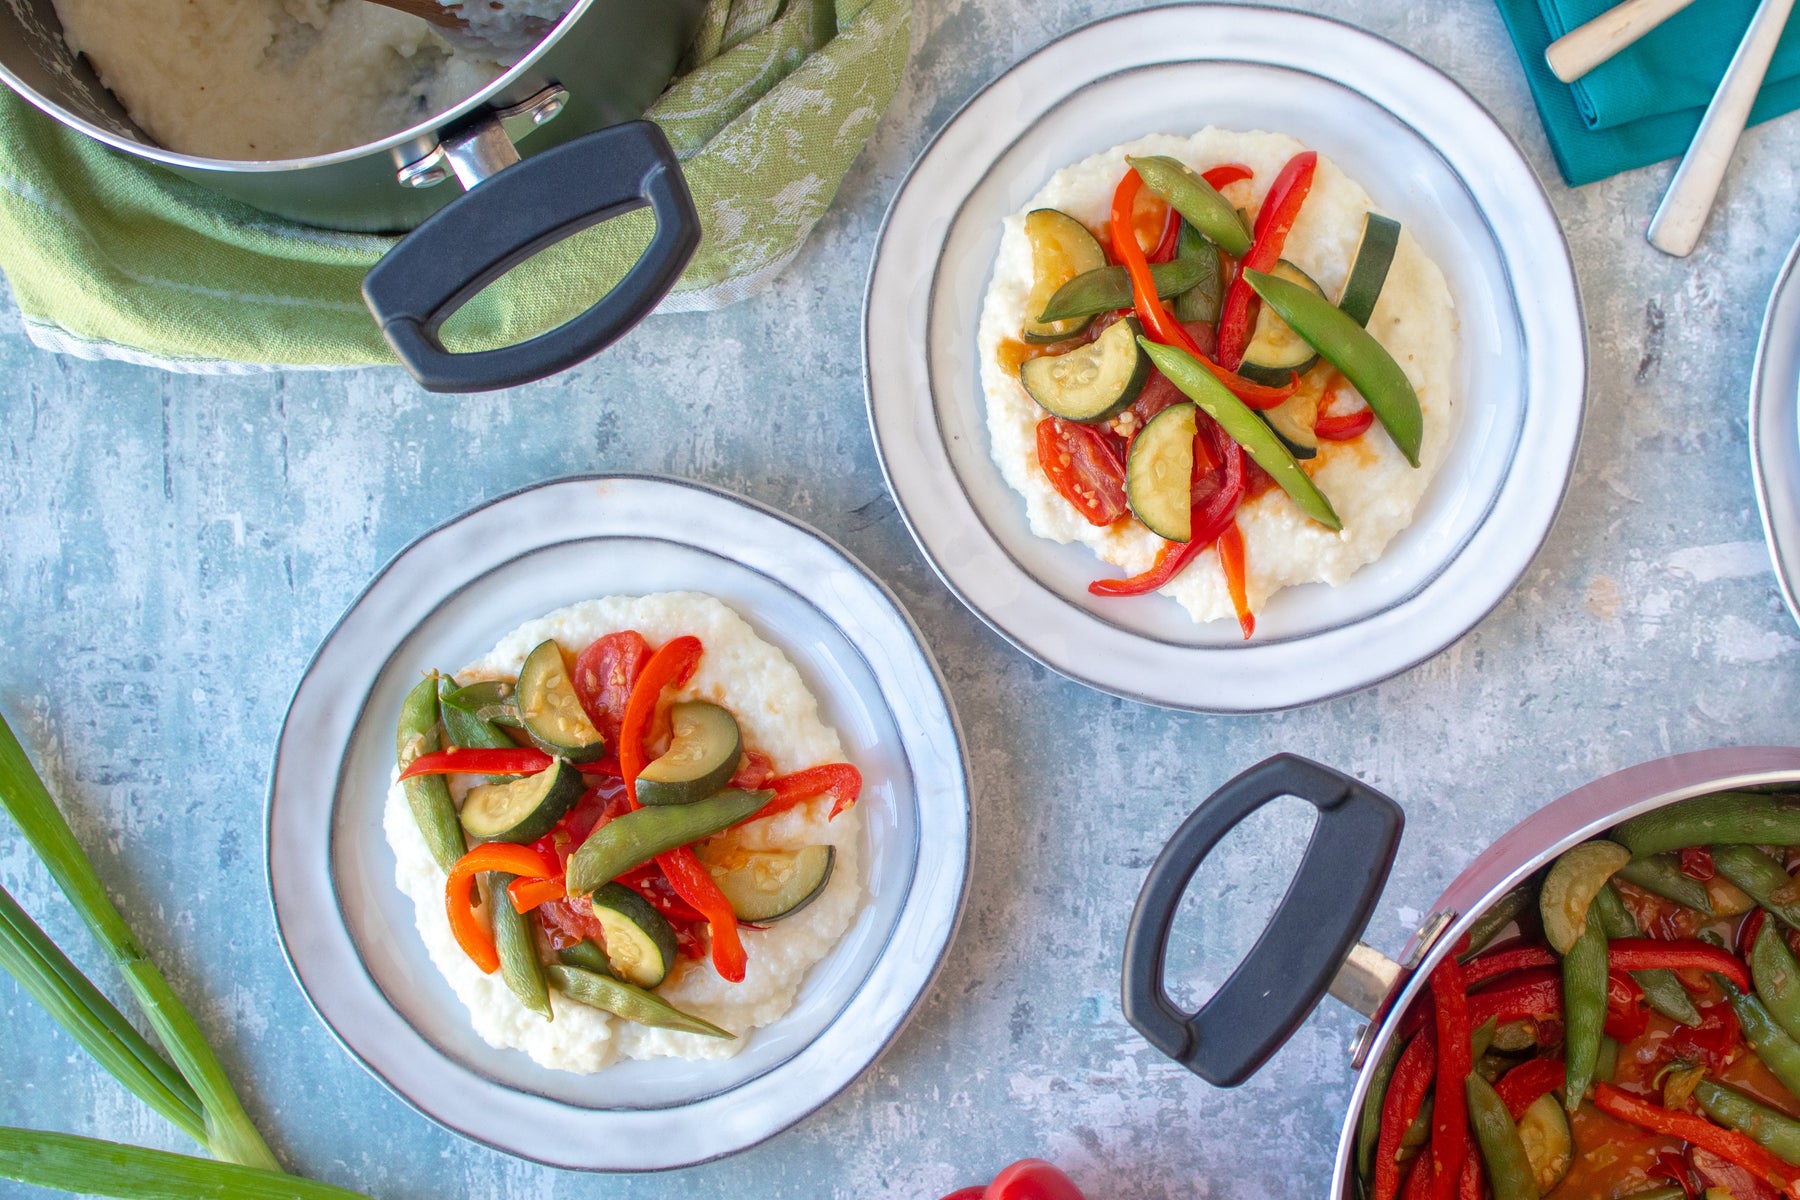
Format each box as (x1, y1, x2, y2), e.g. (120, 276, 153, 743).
(267, 475, 969, 1170)
(864, 4, 1586, 712)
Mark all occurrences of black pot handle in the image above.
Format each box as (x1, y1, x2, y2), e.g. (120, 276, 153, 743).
(362, 120, 700, 393)
(1121, 753, 1403, 1087)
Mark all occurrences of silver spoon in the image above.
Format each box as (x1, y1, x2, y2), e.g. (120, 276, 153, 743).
(1546, 0, 1698, 83)
(361, 0, 552, 55)
(1648, 0, 1797, 257)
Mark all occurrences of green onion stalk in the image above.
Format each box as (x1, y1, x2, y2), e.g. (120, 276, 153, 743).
(0, 1128, 370, 1200)
(0, 709, 303, 1184)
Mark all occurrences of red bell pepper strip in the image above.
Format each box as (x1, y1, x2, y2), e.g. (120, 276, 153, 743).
(1463, 944, 1558, 987)
(507, 874, 567, 913)
(611, 635, 747, 981)
(1109, 170, 1298, 409)
(1088, 436, 1245, 598)
(1653, 1150, 1700, 1200)
(1217, 151, 1318, 369)
(1467, 967, 1562, 1028)
(1202, 163, 1253, 190)
(1608, 938, 1751, 991)
(749, 763, 864, 823)
(1741, 909, 1770, 960)
(1148, 202, 1181, 263)
(1216, 521, 1254, 640)
(1399, 1147, 1433, 1200)
(399, 746, 552, 781)
(444, 843, 561, 972)
(1604, 969, 1650, 1041)
(1429, 955, 1470, 1200)
(1593, 1083, 1800, 1199)
(618, 635, 704, 806)
(1458, 1147, 1483, 1200)
(1681, 846, 1717, 881)
(657, 846, 747, 983)
(1493, 1058, 1566, 1121)
(1375, 1027, 1437, 1200)
(1314, 408, 1375, 441)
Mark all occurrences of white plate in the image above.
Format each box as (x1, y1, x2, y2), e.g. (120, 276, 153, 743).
(864, 4, 1585, 712)
(1752, 236, 1800, 629)
(266, 476, 969, 1170)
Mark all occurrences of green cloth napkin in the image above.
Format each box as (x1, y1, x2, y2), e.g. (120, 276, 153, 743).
(0, 0, 909, 370)
(1495, 0, 1800, 186)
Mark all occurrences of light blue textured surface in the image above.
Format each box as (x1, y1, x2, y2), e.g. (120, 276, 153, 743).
(3, 1, 1800, 1197)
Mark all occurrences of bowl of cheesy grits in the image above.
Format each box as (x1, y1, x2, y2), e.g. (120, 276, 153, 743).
(270, 476, 969, 1169)
(865, 4, 1585, 711)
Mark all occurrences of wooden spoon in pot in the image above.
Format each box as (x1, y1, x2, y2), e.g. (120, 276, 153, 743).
(363, 0, 470, 31)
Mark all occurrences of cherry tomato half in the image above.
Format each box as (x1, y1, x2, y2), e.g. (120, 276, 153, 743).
(1035, 417, 1127, 527)
(572, 630, 651, 749)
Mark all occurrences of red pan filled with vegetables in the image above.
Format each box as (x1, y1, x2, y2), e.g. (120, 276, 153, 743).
(1123, 748, 1800, 1200)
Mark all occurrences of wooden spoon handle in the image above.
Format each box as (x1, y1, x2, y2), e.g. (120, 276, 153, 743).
(1545, 0, 1697, 82)
(1648, 0, 1797, 256)
(361, 0, 467, 31)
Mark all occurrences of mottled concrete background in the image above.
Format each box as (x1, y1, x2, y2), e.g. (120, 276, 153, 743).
(4, 1, 1800, 1197)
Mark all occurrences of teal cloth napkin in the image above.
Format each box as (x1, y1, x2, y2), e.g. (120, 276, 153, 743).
(1495, 0, 1800, 185)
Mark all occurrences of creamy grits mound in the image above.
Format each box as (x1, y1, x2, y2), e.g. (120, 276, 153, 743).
(51, 0, 569, 160)
(382, 592, 864, 1074)
(977, 129, 1460, 623)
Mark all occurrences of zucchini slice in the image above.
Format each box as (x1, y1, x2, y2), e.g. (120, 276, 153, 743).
(516, 640, 606, 763)
(711, 846, 835, 922)
(1338, 213, 1401, 327)
(590, 882, 678, 989)
(1021, 209, 1108, 344)
(1238, 259, 1323, 386)
(1261, 386, 1321, 461)
(636, 701, 742, 807)
(1125, 401, 1197, 542)
(1019, 317, 1149, 423)
(459, 758, 585, 842)
(1516, 1093, 1573, 1193)
(1038, 224, 1210, 324)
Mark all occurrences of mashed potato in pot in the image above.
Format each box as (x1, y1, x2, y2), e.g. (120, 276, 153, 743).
(50, 0, 571, 160)
(977, 129, 1460, 624)
(383, 592, 865, 1074)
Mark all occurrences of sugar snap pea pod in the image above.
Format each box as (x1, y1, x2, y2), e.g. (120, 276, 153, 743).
(1596, 1034, 1620, 1083)
(1618, 1190, 1685, 1200)
(1753, 919, 1800, 1042)
(443, 678, 522, 728)
(1615, 855, 1714, 914)
(1467, 1072, 1541, 1200)
(1695, 1077, 1800, 1165)
(1356, 1035, 1401, 1186)
(544, 965, 731, 1038)
(1127, 155, 1253, 257)
(1399, 1094, 1434, 1157)
(1038, 225, 1212, 323)
(1722, 978, 1800, 1098)
(1712, 845, 1800, 931)
(1471, 1016, 1499, 1062)
(1459, 882, 1537, 962)
(1593, 883, 1702, 1026)
(1171, 235, 1223, 324)
(1562, 907, 1608, 1111)
(397, 677, 465, 873)
(1137, 338, 1342, 530)
(1243, 268, 1424, 467)
(489, 873, 551, 1019)
(565, 788, 772, 895)
(557, 940, 615, 977)
(438, 676, 517, 752)
(1613, 792, 1800, 858)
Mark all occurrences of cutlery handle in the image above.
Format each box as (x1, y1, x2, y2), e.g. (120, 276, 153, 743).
(1545, 0, 1698, 83)
(1648, 0, 1798, 257)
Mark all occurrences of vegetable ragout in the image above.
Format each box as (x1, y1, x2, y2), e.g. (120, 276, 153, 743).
(1364, 790, 1800, 1200)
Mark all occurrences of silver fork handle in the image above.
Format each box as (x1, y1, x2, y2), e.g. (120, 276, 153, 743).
(1647, 0, 1798, 257)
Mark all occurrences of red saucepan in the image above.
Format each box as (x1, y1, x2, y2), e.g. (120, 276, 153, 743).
(1123, 747, 1800, 1198)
